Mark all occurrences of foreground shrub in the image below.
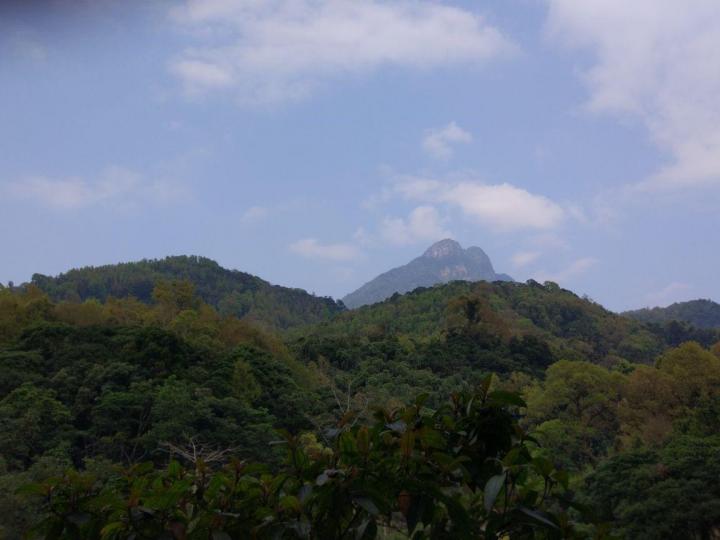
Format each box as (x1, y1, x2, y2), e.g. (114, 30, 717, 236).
(21, 380, 598, 539)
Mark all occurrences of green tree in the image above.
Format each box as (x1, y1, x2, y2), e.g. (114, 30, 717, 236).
(584, 435, 720, 539)
(0, 384, 73, 469)
(526, 360, 624, 468)
(21, 384, 592, 539)
(231, 359, 261, 404)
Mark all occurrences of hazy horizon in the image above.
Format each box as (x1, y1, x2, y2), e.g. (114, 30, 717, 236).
(2, 1, 720, 312)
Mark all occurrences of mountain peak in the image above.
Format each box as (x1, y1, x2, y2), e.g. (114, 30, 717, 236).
(342, 240, 513, 308)
(423, 238, 463, 259)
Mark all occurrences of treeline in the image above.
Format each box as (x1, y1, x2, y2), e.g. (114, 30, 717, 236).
(26, 256, 345, 330)
(624, 298, 720, 330)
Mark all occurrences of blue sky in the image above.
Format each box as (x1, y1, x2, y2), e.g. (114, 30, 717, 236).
(1, 0, 719, 311)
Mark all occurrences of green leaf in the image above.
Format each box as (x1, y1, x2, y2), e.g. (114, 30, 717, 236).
(518, 507, 560, 529)
(167, 460, 182, 477)
(487, 390, 527, 408)
(479, 374, 494, 400)
(100, 521, 125, 539)
(552, 469, 570, 490)
(339, 431, 358, 456)
(532, 456, 554, 477)
(15, 483, 47, 497)
(418, 427, 444, 449)
(484, 473, 506, 512)
(279, 495, 301, 513)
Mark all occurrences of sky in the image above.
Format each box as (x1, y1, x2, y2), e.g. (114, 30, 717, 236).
(1, 0, 719, 312)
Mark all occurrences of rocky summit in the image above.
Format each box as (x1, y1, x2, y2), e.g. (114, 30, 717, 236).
(341, 239, 512, 308)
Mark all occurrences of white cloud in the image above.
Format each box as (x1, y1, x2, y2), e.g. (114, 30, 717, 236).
(241, 205, 269, 223)
(644, 282, 693, 308)
(3, 167, 184, 210)
(170, 0, 514, 104)
(353, 227, 373, 247)
(534, 257, 597, 284)
(511, 250, 541, 268)
(547, 0, 720, 190)
(380, 205, 450, 246)
(389, 176, 566, 231)
(289, 238, 361, 261)
(171, 60, 234, 94)
(443, 183, 565, 230)
(422, 122, 473, 159)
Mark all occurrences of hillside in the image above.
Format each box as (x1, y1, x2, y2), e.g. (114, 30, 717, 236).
(28, 256, 344, 330)
(295, 279, 675, 381)
(342, 239, 512, 308)
(624, 299, 720, 329)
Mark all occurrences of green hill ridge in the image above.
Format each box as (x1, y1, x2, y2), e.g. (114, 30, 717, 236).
(624, 298, 720, 329)
(29, 255, 344, 330)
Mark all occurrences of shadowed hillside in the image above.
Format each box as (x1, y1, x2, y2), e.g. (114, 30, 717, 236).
(624, 299, 720, 329)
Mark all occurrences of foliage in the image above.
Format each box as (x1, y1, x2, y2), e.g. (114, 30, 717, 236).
(291, 280, 669, 422)
(0, 284, 322, 476)
(0, 383, 73, 470)
(525, 361, 623, 470)
(582, 434, 720, 539)
(29, 256, 344, 330)
(3, 265, 720, 538)
(20, 383, 595, 539)
(624, 299, 720, 329)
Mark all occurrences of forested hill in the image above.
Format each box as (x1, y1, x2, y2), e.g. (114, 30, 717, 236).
(29, 255, 344, 330)
(293, 279, 720, 377)
(624, 298, 720, 329)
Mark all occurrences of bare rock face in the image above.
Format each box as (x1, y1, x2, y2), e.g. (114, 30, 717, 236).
(342, 239, 513, 308)
(423, 239, 463, 259)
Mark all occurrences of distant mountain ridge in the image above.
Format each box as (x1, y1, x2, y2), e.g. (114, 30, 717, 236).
(30, 255, 344, 330)
(624, 299, 720, 329)
(342, 239, 512, 309)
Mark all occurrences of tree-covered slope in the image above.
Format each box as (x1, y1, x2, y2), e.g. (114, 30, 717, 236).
(297, 279, 671, 374)
(624, 298, 720, 329)
(29, 255, 344, 330)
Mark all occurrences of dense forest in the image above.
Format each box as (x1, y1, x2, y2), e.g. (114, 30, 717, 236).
(624, 299, 720, 330)
(2, 259, 720, 538)
(29, 256, 344, 330)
